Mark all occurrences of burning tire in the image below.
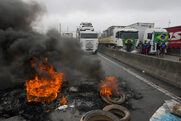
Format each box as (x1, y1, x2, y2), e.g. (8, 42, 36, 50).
(103, 104, 130, 121)
(80, 110, 120, 121)
(101, 92, 126, 104)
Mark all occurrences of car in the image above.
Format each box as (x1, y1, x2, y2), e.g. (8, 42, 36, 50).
(79, 22, 94, 31)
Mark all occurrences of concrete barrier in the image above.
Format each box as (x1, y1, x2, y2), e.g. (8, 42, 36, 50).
(99, 46, 181, 88)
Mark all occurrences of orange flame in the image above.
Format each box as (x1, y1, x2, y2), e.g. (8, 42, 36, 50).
(25, 57, 66, 103)
(100, 77, 120, 99)
(59, 95, 67, 105)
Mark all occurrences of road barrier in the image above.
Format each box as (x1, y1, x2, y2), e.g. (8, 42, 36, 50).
(98, 46, 181, 88)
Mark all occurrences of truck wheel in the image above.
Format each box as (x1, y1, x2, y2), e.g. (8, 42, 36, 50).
(103, 104, 130, 121)
(80, 110, 120, 121)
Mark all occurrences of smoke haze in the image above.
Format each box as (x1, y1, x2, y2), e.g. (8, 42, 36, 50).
(0, 0, 104, 90)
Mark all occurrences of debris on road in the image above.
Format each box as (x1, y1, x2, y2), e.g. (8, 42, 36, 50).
(150, 99, 181, 121)
(57, 105, 68, 110)
(80, 110, 120, 121)
(103, 104, 131, 121)
(0, 74, 142, 121)
(165, 99, 181, 116)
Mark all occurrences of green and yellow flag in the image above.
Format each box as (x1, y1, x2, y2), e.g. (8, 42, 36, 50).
(123, 38, 135, 45)
(153, 32, 168, 43)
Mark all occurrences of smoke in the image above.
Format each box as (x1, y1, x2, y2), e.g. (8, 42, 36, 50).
(0, 0, 44, 30)
(0, 0, 104, 90)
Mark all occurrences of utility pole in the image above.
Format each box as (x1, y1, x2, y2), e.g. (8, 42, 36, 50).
(67, 26, 69, 32)
(59, 23, 61, 37)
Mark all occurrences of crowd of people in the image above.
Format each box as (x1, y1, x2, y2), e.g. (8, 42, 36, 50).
(125, 39, 167, 57)
(137, 40, 167, 57)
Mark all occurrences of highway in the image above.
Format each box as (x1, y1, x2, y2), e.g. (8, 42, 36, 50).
(96, 53, 181, 121)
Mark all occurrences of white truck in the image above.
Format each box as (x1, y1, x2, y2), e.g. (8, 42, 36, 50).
(99, 26, 139, 51)
(76, 30, 98, 54)
(79, 22, 94, 31)
(128, 23, 154, 45)
(142, 28, 169, 54)
(128, 22, 169, 54)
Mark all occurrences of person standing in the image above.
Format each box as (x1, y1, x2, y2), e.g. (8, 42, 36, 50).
(160, 42, 167, 57)
(126, 39, 133, 52)
(137, 41, 143, 54)
(156, 40, 161, 56)
(147, 41, 151, 54)
(142, 41, 148, 55)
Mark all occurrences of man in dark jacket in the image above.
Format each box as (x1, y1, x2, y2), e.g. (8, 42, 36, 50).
(160, 42, 167, 57)
(142, 41, 148, 55)
(147, 41, 151, 53)
(156, 40, 161, 56)
(126, 40, 133, 52)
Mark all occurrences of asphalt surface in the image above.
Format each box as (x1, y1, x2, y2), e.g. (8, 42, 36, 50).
(95, 53, 181, 121)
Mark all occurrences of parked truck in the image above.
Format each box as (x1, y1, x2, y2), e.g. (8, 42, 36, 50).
(76, 28, 98, 54)
(165, 26, 181, 48)
(128, 22, 169, 54)
(99, 26, 139, 51)
(165, 26, 181, 56)
(128, 23, 154, 41)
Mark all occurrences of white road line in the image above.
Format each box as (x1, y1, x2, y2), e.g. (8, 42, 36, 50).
(98, 53, 181, 102)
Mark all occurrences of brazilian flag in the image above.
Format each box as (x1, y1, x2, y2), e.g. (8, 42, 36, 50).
(153, 32, 168, 43)
(123, 38, 135, 46)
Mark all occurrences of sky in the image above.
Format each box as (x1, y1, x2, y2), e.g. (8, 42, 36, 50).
(29, 0, 181, 33)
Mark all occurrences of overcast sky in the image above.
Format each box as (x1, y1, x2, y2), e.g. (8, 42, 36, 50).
(30, 0, 181, 33)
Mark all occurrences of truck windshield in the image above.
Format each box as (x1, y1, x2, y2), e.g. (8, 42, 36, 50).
(81, 33, 98, 38)
(116, 31, 138, 39)
(83, 23, 92, 27)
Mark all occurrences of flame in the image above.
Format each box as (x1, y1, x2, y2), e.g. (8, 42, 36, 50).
(25, 57, 66, 103)
(59, 95, 67, 105)
(100, 77, 120, 99)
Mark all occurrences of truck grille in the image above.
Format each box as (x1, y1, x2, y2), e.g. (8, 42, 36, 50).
(86, 41, 93, 50)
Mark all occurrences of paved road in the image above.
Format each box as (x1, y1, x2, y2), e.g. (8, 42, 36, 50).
(96, 53, 181, 121)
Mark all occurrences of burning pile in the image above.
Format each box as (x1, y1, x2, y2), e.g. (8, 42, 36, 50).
(100, 77, 120, 99)
(25, 57, 66, 103)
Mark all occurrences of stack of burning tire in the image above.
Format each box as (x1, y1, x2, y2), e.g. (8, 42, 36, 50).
(80, 77, 131, 121)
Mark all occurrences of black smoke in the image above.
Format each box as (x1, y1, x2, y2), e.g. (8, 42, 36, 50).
(0, 0, 104, 90)
(0, 0, 44, 30)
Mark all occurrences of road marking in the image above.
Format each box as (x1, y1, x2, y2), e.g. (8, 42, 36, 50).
(98, 53, 181, 102)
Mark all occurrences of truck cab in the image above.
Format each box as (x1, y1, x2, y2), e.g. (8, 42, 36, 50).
(143, 28, 169, 54)
(79, 22, 94, 31)
(113, 28, 139, 50)
(77, 30, 98, 54)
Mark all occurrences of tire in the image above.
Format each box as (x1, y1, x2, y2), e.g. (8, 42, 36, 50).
(103, 104, 130, 121)
(100, 92, 126, 105)
(80, 110, 120, 121)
